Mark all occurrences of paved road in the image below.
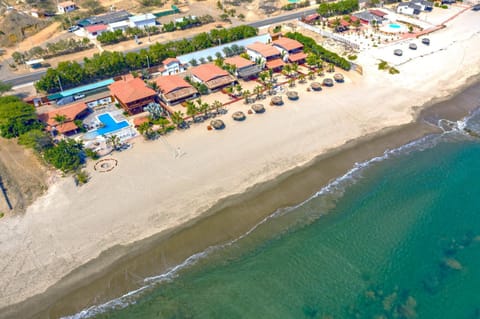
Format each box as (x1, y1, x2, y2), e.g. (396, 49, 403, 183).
(3, 8, 317, 87)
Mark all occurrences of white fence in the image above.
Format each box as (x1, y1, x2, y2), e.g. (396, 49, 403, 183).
(297, 21, 360, 50)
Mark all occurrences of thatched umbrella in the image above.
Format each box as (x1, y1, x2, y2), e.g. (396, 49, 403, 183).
(286, 91, 299, 100)
(422, 38, 430, 45)
(271, 96, 283, 106)
(252, 104, 265, 113)
(311, 82, 322, 91)
(409, 43, 417, 50)
(394, 49, 403, 56)
(210, 119, 225, 130)
(232, 111, 246, 121)
(333, 73, 344, 83)
(323, 78, 334, 87)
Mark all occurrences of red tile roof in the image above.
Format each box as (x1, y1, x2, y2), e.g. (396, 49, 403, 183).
(85, 24, 107, 33)
(304, 13, 320, 23)
(109, 77, 156, 105)
(288, 52, 307, 62)
(190, 64, 230, 82)
(246, 42, 280, 58)
(155, 75, 193, 94)
(224, 56, 254, 69)
(369, 9, 387, 17)
(39, 102, 88, 134)
(273, 37, 304, 52)
(266, 58, 285, 70)
(133, 116, 150, 127)
(162, 58, 180, 66)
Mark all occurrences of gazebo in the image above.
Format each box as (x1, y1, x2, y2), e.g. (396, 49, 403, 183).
(271, 96, 283, 106)
(232, 111, 246, 121)
(311, 82, 322, 91)
(323, 78, 334, 87)
(333, 73, 344, 83)
(286, 91, 299, 100)
(252, 104, 265, 113)
(210, 119, 225, 129)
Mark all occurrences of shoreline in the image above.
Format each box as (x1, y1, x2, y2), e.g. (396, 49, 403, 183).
(3, 73, 480, 319)
(1, 9, 480, 319)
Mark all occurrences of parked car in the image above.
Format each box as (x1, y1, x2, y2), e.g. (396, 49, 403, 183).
(473, 4, 480, 11)
(73, 94, 85, 100)
(68, 26, 79, 32)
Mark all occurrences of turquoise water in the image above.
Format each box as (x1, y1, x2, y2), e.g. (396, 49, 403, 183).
(83, 113, 129, 139)
(389, 23, 401, 29)
(82, 114, 480, 318)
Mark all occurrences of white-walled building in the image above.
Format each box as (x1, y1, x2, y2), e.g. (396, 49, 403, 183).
(108, 20, 130, 32)
(128, 14, 157, 29)
(158, 58, 185, 76)
(85, 24, 108, 38)
(57, 1, 76, 14)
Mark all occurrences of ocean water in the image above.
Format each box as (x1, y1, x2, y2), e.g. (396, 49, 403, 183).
(80, 112, 480, 319)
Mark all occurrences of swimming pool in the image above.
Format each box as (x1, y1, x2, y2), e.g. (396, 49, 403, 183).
(389, 23, 401, 29)
(381, 22, 406, 33)
(287, 0, 299, 3)
(83, 113, 129, 139)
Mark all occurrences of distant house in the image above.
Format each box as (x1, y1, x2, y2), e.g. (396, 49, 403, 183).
(369, 9, 388, 19)
(78, 10, 130, 27)
(353, 10, 385, 25)
(155, 75, 198, 105)
(39, 102, 89, 136)
(272, 37, 307, 64)
(57, 1, 76, 14)
(246, 41, 284, 71)
(108, 20, 130, 32)
(397, 0, 432, 14)
(190, 64, 236, 92)
(128, 14, 157, 29)
(84, 24, 108, 38)
(158, 58, 185, 76)
(31, 8, 43, 18)
(224, 56, 262, 80)
(303, 13, 320, 24)
(109, 76, 157, 114)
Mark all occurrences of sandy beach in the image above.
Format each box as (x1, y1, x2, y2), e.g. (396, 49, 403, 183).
(1, 8, 480, 319)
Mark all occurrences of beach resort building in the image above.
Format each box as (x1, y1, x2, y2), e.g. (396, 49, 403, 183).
(39, 102, 89, 136)
(128, 14, 157, 29)
(397, 0, 433, 14)
(224, 56, 262, 80)
(272, 37, 307, 64)
(85, 24, 108, 38)
(57, 1, 76, 14)
(78, 10, 130, 28)
(158, 58, 186, 76)
(353, 10, 385, 25)
(156, 75, 198, 105)
(109, 76, 157, 114)
(190, 64, 236, 92)
(246, 42, 285, 71)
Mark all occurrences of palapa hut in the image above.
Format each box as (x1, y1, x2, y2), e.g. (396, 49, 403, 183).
(271, 96, 283, 105)
(311, 82, 322, 91)
(333, 73, 344, 83)
(210, 119, 225, 129)
(323, 78, 334, 87)
(394, 49, 403, 56)
(286, 91, 299, 100)
(409, 43, 417, 50)
(232, 111, 246, 121)
(252, 104, 265, 113)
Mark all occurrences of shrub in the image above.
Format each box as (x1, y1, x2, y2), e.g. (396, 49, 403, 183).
(389, 67, 400, 74)
(85, 148, 99, 160)
(0, 96, 43, 138)
(75, 170, 90, 186)
(378, 60, 389, 70)
(44, 139, 84, 173)
(18, 129, 53, 152)
(347, 54, 357, 60)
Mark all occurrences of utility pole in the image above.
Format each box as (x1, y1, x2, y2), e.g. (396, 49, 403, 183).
(57, 75, 64, 92)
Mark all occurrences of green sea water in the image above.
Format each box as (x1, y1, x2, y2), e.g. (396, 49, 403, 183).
(89, 121, 480, 319)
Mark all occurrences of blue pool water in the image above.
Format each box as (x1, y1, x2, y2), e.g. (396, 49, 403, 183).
(84, 113, 129, 139)
(389, 23, 401, 29)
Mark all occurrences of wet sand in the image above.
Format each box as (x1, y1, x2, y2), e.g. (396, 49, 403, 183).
(3, 74, 480, 319)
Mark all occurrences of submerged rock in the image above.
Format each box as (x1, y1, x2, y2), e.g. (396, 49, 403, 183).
(443, 258, 463, 270)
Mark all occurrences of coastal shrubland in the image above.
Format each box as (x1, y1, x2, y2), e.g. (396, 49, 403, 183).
(317, 0, 359, 17)
(0, 96, 43, 138)
(378, 60, 400, 74)
(35, 25, 258, 93)
(43, 139, 84, 173)
(284, 32, 351, 70)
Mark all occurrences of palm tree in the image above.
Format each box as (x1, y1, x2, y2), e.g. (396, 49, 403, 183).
(288, 78, 295, 88)
(332, 17, 341, 32)
(242, 89, 251, 104)
(170, 110, 185, 128)
(225, 86, 234, 96)
(265, 82, 274, 96)
(157, 117, 171, 134)
(199, 102, 210, 119)
(307, 71, 315, 80)
(53, 114, 68, 126)
(147, 81, 159, 92)
(298, 74, 306, 84)
(352, 19, 361, 32)
(106, 134, 121, 151)
(186, 101, 198, 122)
(253, 85, 263, 100)
(212, 100, 223, 114)
(282, 63, 292, 77)
(235, 84, 243, 97)
(137, 122, 154, 139)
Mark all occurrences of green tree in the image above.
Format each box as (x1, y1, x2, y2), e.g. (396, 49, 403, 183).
(105, 134, 121, 150)
(43, 139, 84, 173)
(170, 110, 185, 128)
(212, 100, 223, 114)
(0, 81, 12, 96)
(0, 96, 43, 138)
(18, 129, 53, 152)
(186, 101, 198, 121)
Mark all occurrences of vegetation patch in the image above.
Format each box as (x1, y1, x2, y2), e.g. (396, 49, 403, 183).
(378, 60, 400, 74)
